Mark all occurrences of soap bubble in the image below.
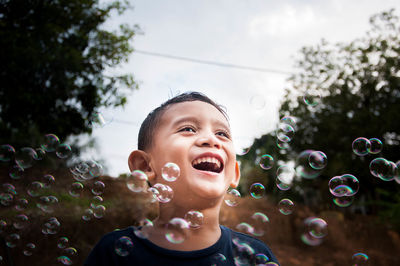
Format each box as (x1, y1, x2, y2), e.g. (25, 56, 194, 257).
(23, 243, 36, 256)
(307, 218, 328, 238)
(249, 183, 265, 199)
(3, 183, 16, 194)
(42, 174, 55, 188)
(303, 89, 321, 106)
(162, 162, 180, 182)
(368, 138, 382, 154)
(41, 134, 60, 152)
(250, 212, 269, 237)
(276, 165, 295, 191)
(37, 195, 59, 213)
(133, 218, 153, 239)
(69, 182, 83, 197)
(82, 208, 94, 221)
(369, 158, 394, 181)
(255, 253, 270, 264)
(42, 217, 60, 235)
(114, 236, 133, 257)
(27, 181, 44, 197)
(224, 189, 241, 207)
(259, 154, 274, 170)
(5, 233, 20, 248)
(93, 205, 106, 218)
(90, 196, 103, 208)
(328, 174, 359, 197)
(352, 252, 369, 265)
(56, 144, 72, 159)
(87, 160, 104, 178)
(0, 220, 7, 233)
(33, 147, 46, 160)
(276, 123, 295, 143)
(211, 253, 227, 266)
(232, 239, 256, 265)
(352, 137, 371, 156)
(280, 116, 297, 129)
(184, 210, 204, 229)
(0, 192, 14, 206)
(9, 164, 24, 180)
(15, 198, 28, 211)
(90, 111, 113, 128)
(91, 181, 105, 195)
(0, 144, 15, 162)
(13, 214, 29, 229)
(236, 222, 254, 235)
(57, 237, 69, 249)
(333, 194, 354, 207)
(276, 138, 290, 149)
(308, 151, 327, 170)
(278, 199, 294, 215)
(127, 170, 148, 193)
(57, 256, 72, 265)
(152, 183, 173, 203)
(165, 218, 190, 244)
(15, 147, 37, 169)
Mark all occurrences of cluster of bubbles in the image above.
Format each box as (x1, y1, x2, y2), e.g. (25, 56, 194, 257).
(235, 212, 270, 237)
(369, 157, 399, 182)
(352, 137, 383, 156)
(276, 116, 296, 149)
(232, 237, 278, 265)
(328, 174, 359, 207)
(300, 217, 328, 246)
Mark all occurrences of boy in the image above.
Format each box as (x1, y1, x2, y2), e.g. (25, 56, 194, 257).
(85, 92, 279, 265)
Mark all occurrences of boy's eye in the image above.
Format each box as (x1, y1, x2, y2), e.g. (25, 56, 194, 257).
(216, 130, 230, 139)
(179, 126, 196, 133)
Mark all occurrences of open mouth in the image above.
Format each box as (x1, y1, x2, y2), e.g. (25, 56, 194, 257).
(192, 156, 224, 173)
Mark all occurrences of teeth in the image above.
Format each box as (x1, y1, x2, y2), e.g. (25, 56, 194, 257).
(192, 157, 221, 168)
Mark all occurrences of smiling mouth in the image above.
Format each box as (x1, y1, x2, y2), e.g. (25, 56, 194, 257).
(192, 157, 224, 173)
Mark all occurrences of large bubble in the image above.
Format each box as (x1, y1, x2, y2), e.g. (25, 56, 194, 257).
(352, 137, 371, 156)
(41, 134, 60, 152)
(296, 150, 322, 179)
(127, 170, 148, 193)
(152, 183, 173, 203)
(224, 189, 241, 207)
(278, 199, 294, 215)
(249, 183, 265, 199)
(184, 210, 204, 229)
(369, 158, 395, 181)
(308, 151, 327, 170)
(165, 217, 190, 244)
(259, 154, 274, 170)
(161, 162, 180, 182)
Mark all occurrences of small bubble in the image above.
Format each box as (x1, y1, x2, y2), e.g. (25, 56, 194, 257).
(303, 90, 321, 106)
(161, 162, 180, 182)
(56, 144, 72, 159)
(249, 183, 265, 199)
(0, 144, 15, 162)
(333, 194, 354, 207)
(165, 218, 190, 244)
(90, 112, 113, 128)
(280, 116, 296, 129)
(152, 183, 173, 203)
(278, 199, 294, 215)
(27, 181, 44, 197)
(115, 236, 134, 257)
(42, 174, 55, 188)
(352, 137, 371, 156)
(69, 182, 83, 197)
(0, 192, 14, 206)
(133, 218, 153, 239)
(9, 164, 24, 180)
(57, 237, 69, 249)
(127, 170, 148, 193)
(15, 147, 37, 169)
(90, 196, 103, 208)
(33, 147, 46, 160)
(13, 214, 29, 229)
(308, 151, 327, 170)
(91, 181, 105, 195)
(184, 210, 204, 229)
(23, 242, 36, 256)
(307, 218, 328, 238)
(5, 233, 20, 248)
(211, 253, 227, 266)
(276, 123, 295, 143)
(41, 134, 60, 152)
(259, 154, 274, 170)
(224, 189, 241, 207)
(82, 208, 94, 221)
(250, 212, 269, 237)
(42, 217, 60, 235)
(255, 253, 270, 264)
(93, 205, 106, 219)
(368, 138, 382, 154)
(352, 252, 369, 265)
(236, 222, 254, 235)
(57, 256, 72, 265)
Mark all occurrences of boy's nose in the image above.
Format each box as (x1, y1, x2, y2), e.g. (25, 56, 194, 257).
(196, 133, 221, 149)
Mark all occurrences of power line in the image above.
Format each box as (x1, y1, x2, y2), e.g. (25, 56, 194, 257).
(134, 49, 292, 75)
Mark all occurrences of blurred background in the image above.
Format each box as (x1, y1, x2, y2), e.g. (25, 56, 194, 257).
(0, 0, 399, 265)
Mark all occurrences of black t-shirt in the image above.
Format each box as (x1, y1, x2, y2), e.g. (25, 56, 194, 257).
(84, 225, 279, 265)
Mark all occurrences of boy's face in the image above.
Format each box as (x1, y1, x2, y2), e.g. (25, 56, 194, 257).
(147, 100, 240, 205)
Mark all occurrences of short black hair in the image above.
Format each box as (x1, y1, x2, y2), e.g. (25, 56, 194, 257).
(138, 91, 228, 151)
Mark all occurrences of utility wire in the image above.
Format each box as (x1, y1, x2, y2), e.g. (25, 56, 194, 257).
(134, 49, 292, 75)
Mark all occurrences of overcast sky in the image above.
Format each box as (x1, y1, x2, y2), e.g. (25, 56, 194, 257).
(90, 0, 400, 176)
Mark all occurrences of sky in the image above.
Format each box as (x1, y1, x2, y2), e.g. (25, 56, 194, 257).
(90, 0, 400, 176)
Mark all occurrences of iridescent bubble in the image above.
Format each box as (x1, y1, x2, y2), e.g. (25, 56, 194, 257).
(0, 144, 15, 162)
(352, 252, 369, 265)
(90, 196, 103, 208)
(276, 138, 290, 149)
(300, 232, 323, 246)
(33, 147, 46, 160)
(127, 170, 148, 193)
(41, 134, 60, 152)
(5, 233, 20, 248)
(333, 194, 354, 207)
(307, 218, 328, 238)
(152, 183, 173, 203)
(69, 182, 83, 197)
(276, 123, 295, 143)
(211, 253, 227, 266)
(276, 165, 295, 191)
(328, 174, 359, 197)
(9, 164, 24, 180)
(184, 210, 204, 229)
(57, 237, 69, 249)
(87, 160, 104, 178)
(352, 137, 371, 156)
(369, 158, 394, 181)
(93, 205, 106, 218)
(280, 116, 297, 129)
(296, 150, 323, 179)
(42, 217, 60, 235)
(0, 220, 7, 233)
(13, 214, 29, 229)
(146, 187, 160, 203)
(161, 162, 180, 182)
(249, 183, 265, 199)
(308, 151, 327, 170)
(232, 239, 256, 265)
(133, 218, 153, 239)
(42, 174, 55, 188)
(165, 218, 190, 244)
(57, 256, 72, 265)
(27, 181, 44, 197)
(278, 199, 294, 215)
(91, 181, 105, 195)
(23, 243, 35, 256)
(255, 253, 270, 264)
(368, 138, 382, 154)
(63, 247, 78, 261)
(259, 154, 274, 170)
(90, 111, 113, 128)
(249, 94, 266, 110)
(303, 89, 321, 106)
(3, 183, 16, 194)
(115, 236, 134, 257)
(236, 222, 254, 235)
(250, 212, 269, 237)
(0, 192, 13, 206)
(224, 189, 241, 207)
(82, 208, 94, 221)
(15, 147, 37, 169)
(340, 174, 359, 196)
(56, 144, 72, 159)
(37, 195, 58, 213)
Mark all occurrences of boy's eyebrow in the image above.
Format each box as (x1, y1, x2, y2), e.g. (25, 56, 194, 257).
(171, 116, 231, 132)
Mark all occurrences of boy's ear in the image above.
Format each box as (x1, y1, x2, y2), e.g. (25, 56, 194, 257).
(128, 150, 156, 181)
(229, 161, 241, 188)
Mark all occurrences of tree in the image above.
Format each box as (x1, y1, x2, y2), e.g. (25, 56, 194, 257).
(0, 0, 139, 146)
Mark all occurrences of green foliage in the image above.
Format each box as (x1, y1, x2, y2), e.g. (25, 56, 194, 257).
(0, 0, 139, 147)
